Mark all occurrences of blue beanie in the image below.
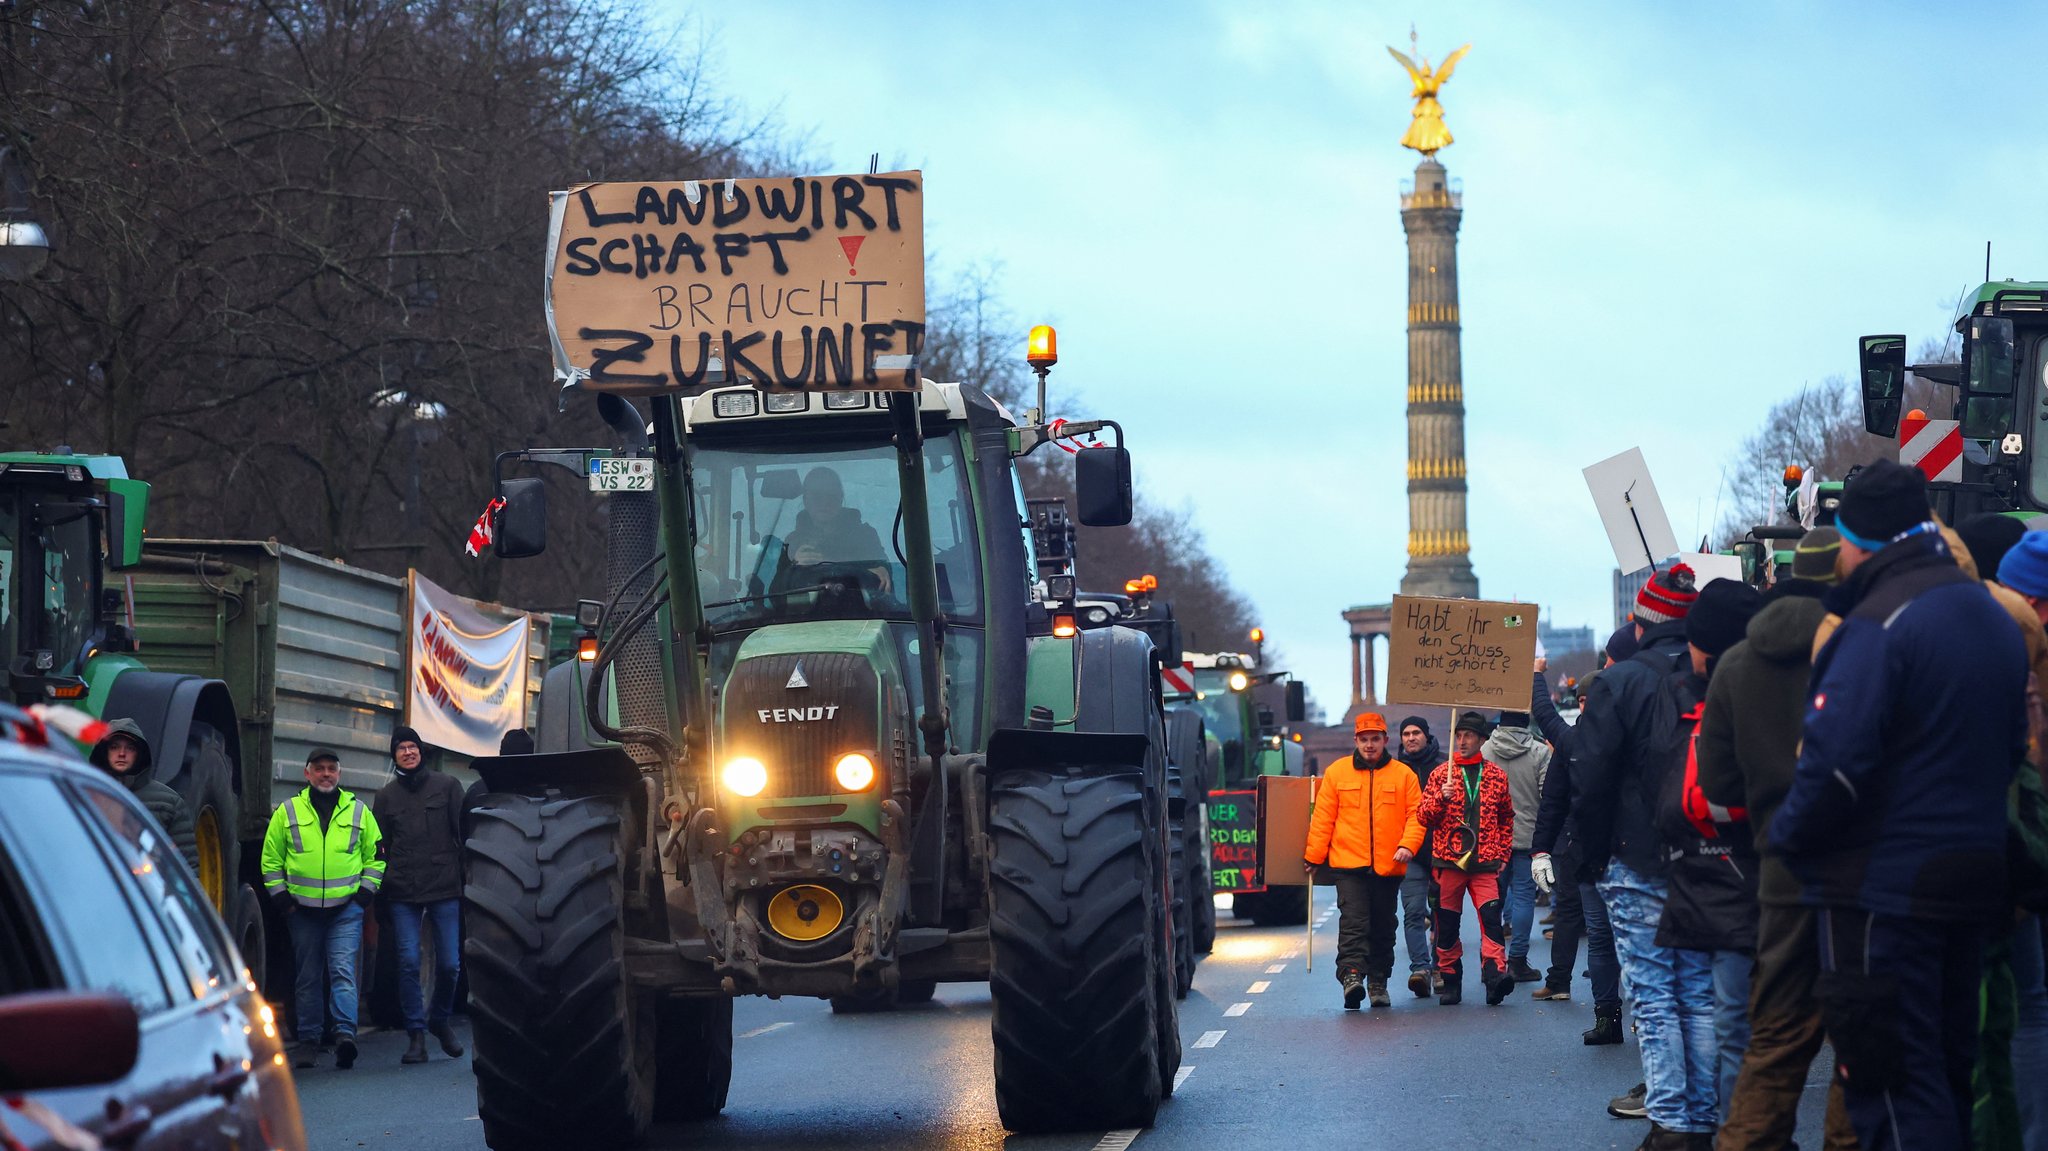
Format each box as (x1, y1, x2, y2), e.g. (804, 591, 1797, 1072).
(1998, 530, 2048, 598)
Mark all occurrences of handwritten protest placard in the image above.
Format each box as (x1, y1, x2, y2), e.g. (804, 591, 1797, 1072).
(1386, 595, 1539, 710)
(545, 172, 925, 395)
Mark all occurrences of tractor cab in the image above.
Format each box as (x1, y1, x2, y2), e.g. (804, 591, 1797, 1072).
(0, 454, 147, 702)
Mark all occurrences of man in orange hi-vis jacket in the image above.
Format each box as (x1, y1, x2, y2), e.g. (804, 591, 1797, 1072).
(1305, 711, 1426, 1009)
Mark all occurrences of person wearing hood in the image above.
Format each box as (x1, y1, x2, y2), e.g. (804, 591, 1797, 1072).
(1304, 712, 1425, 1009)
(1657, 577, 1763, 1128)
(1572, 563, 1718, 1149)
(372, 725, 468, 1066)
(1488, 710, 1552, 986)
(1699, 529, 1856, 1150)
(90, 718, 200, 873)
(1396, 715, 1445, 996)
(1772, 461, 2027, 1151)
(1418, 710, 1516, 1006)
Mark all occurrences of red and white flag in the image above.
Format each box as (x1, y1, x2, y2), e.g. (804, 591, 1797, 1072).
(464, 497, 505, 558)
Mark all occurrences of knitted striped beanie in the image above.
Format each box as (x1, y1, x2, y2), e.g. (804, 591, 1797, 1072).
(1633, 563, 1699, 625)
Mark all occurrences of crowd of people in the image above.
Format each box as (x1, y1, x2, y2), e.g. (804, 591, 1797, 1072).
(1306, 459, 2048, 1151)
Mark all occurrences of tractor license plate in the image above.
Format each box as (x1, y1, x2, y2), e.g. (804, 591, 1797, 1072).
(588, 458, 653, 492)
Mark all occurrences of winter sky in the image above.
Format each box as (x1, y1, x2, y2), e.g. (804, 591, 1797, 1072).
(674, 0, 2048, 713)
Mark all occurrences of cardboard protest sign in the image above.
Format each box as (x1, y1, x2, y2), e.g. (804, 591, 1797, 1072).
(1386, 595, 1540, 710)
(1257, 776, 1317, 888)
(546, 172, 925, 395)
(1583, 448, 1679, 576)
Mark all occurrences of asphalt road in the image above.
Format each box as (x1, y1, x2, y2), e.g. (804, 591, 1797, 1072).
(295, 890, 1830, 1150)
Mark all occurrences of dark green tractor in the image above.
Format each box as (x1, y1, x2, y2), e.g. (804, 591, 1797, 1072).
(464, 374, 1185, 1148)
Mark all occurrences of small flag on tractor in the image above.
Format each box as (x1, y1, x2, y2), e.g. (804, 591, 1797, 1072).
(465, 497, 505, 558)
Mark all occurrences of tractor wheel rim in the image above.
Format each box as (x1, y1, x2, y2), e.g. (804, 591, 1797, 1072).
(195, 808, 225, 910)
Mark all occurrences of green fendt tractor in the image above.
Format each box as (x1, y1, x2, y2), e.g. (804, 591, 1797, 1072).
(0, 453, 260, 962)
(1858, 281, 2048, 522)
(465, 323, 1184, 1145)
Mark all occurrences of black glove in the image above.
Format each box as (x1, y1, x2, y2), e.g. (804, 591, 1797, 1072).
(268, 890, 295, 916)
(352, 888, 375, 909)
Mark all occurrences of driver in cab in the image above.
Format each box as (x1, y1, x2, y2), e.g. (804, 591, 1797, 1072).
(782, 466, 891, 592)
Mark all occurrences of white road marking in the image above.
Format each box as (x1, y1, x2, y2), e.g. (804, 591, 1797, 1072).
(1174, 1065, 1194, 1090)
(1193, 1030, 1225, 1048)
(736, 1021, 794, 1039)
(1224, 1002, 1251, 1017)
(1266, 964, 1286, 973)
(1280, 949, 1300, 959)
(1248, 981, 1271, 994)
(1092, 1129, 1142, 1151)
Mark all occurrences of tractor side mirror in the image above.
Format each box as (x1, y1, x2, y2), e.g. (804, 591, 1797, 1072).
(1962, 315, 2018, 441)
(1284, 680, 1306, 723)
(1075, 446, 1133, 527)
(103, 476, 149, 570)
(495, 477, 547, 559)
(1858, 334, 1906, 439)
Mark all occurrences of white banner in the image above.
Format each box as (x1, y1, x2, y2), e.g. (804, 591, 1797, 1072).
(408, 572, 529, 757)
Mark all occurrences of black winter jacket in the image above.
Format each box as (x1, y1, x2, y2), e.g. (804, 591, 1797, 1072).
(1570, 621, 1705, 882)
(1530, 670, 1577, 857)
(1396, 736, 1444, 863)
(372, 767, 466, 903)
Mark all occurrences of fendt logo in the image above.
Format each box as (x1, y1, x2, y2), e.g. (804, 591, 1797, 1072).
(757, 706, 841, 723)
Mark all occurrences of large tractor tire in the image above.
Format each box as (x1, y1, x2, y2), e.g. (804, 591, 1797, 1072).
(652, 996, 733, 1122)
(230, 883, 267, 992)
(988, 769, 1163, 1133)
(465, 793, 652, 1151)
(1189, 809, 1216, 955)
(173, 722, 237, 915)
(1167, 801, 1194, 1000)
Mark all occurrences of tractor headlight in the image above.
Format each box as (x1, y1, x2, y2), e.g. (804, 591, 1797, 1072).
(1228, 671, 1250, 692)
(834, 753, 877, 792)
(722, 756, 768, 797)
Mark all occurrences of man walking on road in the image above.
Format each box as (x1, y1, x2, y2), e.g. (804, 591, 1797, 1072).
(1304, 712, 1425, 1009)
(1487, 710, 1550, 985)
(1573, 563, 1717, 1149)
(262, 747, 384, 1071)
(1419, 711, 1515, 1006)
(1396, 716, 1444, 996)
(373, 725, 468, 1065)
(1772, 461, 2027, 1151)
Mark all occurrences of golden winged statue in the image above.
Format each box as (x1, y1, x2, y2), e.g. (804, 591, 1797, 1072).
(1387, 41, 1471, 156)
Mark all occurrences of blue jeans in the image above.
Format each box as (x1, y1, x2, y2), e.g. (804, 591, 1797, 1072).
(1599, 862, 1716, 1133)
(1579, 880, 1623, 1009)
(1708, 948, 1754, 1123)
(287, 901, 363, 1042)
(1401, 859, 1436, 973)
(2008, 916, 2048, 1150)
(1505, 850, 1536, 962)
(388, 898, 462, 1031)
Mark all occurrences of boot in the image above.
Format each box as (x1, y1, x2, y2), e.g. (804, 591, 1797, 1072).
(1408, 970, 1432, 998)
(1584, 1004, 1625, 1046)
(1532, 981, 1571, 1001)
(334, 1035, 358, 1071)
(1483, 961, 1515, 1005)
(428, 1020, 466, 1057)
(1437, 962, 1462, 1005)
(289, 1043, 319, 1070)
(1633, 1121, 1698, 1150)
(1341, 968, 1365, 1010)
(401, 1031, 429, 1065)
(1608, 1081, 1648, 1118)
(1509, 957, 1542, 983)
(1366, 979, 1390, 1009)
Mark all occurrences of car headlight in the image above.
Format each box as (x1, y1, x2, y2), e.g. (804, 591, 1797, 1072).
(723, 757, 768, 797)
(834, 753, 876, 792)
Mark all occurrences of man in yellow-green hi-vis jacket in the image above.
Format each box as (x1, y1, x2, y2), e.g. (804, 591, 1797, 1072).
(262, 747, 384, 1071)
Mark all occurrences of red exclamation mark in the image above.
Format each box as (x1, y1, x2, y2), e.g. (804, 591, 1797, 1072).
(839, 236, 865, 276)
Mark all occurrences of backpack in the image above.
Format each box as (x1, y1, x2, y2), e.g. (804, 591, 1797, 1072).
(1679, 703, 1747, 839)
(1624, 646, 1711, 850)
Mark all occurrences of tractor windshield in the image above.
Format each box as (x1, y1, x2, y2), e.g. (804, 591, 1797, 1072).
(692, 430, 981, 632)
(1186, 670, 1251, 785)
(1, 486, 100, 677)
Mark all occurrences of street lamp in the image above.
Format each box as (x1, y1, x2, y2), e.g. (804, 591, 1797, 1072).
(0, 144, 49, 281)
